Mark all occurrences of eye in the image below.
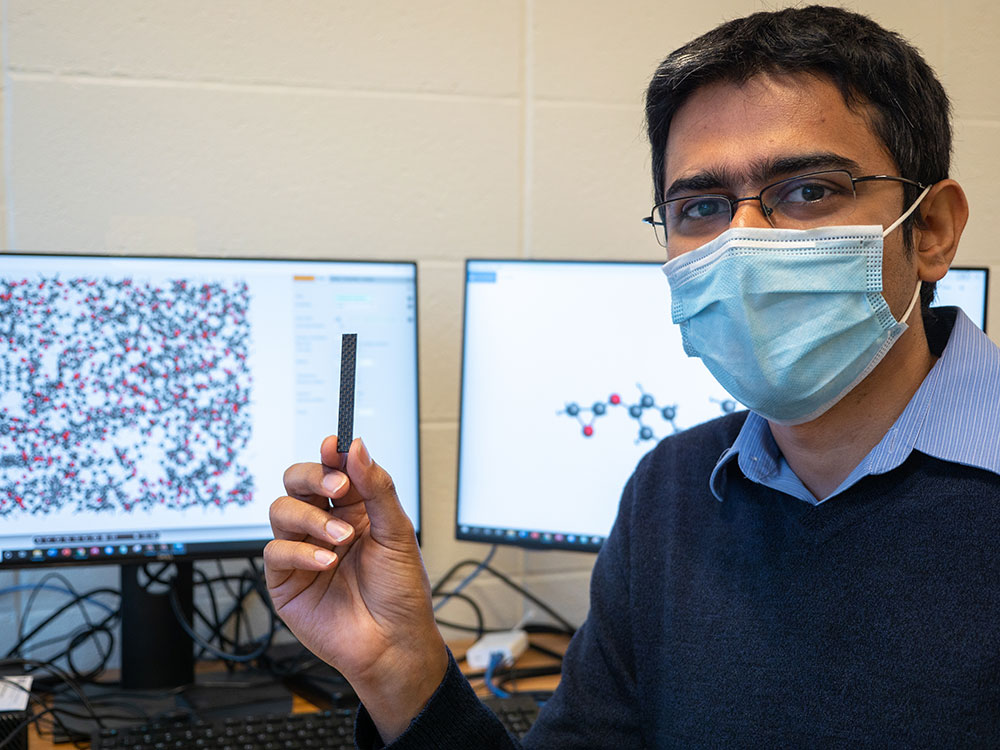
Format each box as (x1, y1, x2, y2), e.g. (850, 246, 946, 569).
(771, 175, 851, 205)
(678, 198, 725, 220)
(762, 171, 857, 222)
(792, 183, 828, 202)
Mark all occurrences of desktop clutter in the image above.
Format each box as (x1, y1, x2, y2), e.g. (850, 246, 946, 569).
(2, 554, 565, 748)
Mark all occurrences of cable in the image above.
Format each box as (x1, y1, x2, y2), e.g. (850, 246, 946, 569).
(431, 590, 485, 641)
(527, 641, 565, 661)
(7, 593, 116, 658)
(14, 573, 104, 652)
(484, 651, 511, 699)
(5, 579, 121, 684)
(0, 657, 108, 744)
(203, 563, 262, 655)
(165, 561, 277, 664)
(138, 561, 175, 589)
(432, 558, 576, 636)
(433, 544, 497, 612)
(189, 565, 232, 661)
(215, 558, 243, 601)
(64, 624, 115, 683)
(0, 584, 117, 613)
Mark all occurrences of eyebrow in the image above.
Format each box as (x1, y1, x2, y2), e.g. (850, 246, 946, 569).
(664, 152, 865, 200)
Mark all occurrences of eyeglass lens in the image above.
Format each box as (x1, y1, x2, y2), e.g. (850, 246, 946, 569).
(651, 170, 859, 248)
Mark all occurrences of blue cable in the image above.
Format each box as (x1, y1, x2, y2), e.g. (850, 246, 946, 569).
(0, 584, 116, 614)
(485, 651, 511, 699)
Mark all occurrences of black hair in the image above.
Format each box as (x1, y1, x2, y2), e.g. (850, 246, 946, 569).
(645, 5, 951, 309)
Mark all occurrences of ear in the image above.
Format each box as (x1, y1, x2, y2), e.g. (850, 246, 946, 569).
(913, 179, 969, 283)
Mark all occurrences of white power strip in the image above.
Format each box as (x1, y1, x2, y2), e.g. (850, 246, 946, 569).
(466, 629, 529, 669)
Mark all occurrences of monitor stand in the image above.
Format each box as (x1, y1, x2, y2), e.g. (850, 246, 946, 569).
(121, 560, 195, 689)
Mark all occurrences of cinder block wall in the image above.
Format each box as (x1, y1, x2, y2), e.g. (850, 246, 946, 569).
(2, 1, 997, 663)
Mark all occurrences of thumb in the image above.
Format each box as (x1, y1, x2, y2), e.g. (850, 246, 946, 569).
(344, 438, 416, 547)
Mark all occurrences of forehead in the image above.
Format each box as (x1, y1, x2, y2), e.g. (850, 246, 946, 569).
(663, 72, 895, 188)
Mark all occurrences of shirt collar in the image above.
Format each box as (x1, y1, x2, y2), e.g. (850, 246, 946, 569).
(709, 308, 1000, 502)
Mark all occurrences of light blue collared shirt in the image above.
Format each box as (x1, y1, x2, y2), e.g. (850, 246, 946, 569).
(709, 309, 1000, 504)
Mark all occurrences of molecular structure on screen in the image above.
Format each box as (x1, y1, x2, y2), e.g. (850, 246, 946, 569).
(0, 275, 254, 518)
(558, 384, 678, 444)
(559, 385, 739, 443)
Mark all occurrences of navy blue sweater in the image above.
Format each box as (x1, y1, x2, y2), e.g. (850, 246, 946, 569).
(360, 393, 1000, 746)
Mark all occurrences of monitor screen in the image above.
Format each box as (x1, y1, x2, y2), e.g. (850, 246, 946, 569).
(455, 259, 991, 553)
(933, 266, 989, 331)
(0, 253, 420, 568)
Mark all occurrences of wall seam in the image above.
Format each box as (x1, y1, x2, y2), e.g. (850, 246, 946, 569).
(520, 0, 534, 260)
(2, 0, 13, 252)
(6, 69, 520, 105)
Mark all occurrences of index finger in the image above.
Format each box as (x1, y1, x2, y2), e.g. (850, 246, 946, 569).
(282, 458, 351, 507)
(319, 433, 347, 469)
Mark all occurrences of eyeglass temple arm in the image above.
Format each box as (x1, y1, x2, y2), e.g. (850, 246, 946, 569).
(852, 174, 927, 189)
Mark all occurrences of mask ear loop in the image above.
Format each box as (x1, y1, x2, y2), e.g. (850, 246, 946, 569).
(883, 183, 932, 325)
(898, 279, 922, 325)
(882, 183, 932, 238)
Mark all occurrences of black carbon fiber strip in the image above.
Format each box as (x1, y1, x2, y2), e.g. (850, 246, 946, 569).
(337, 333, 357, 453)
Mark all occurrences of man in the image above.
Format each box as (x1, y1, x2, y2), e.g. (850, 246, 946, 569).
(264, 6, 1000, 747)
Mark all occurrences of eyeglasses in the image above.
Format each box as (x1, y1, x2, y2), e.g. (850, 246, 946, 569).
(642, 170, 926, 249)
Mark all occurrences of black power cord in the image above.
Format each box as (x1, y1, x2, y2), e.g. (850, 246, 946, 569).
(5, 574, 121, 686)
(431, 557, 577, 636)
(155, 559, 278, 664)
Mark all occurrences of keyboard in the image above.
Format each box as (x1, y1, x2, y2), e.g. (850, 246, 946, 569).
(90, 709, 357, 750)
(90, 695, 542, 748)
(482, 693, 542, 739)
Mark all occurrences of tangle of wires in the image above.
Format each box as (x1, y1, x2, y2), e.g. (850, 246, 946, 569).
(0, 558, 290, 745)
(430, 546, 576, 697)
(0, 659, 119, 750)
(2, 572, 121, 689)
(140, 557, 280, 668)
(431, 547, 577, 641)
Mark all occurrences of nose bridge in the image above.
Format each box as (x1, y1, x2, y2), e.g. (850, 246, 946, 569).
(730, 195, 772, 229)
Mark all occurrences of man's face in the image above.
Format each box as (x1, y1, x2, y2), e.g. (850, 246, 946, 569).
(662, 72, 918, 320)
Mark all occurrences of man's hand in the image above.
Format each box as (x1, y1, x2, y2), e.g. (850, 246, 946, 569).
(263, 436, 448, 743)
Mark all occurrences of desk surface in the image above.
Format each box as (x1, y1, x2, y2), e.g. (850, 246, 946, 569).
(28, 635, 566, 748)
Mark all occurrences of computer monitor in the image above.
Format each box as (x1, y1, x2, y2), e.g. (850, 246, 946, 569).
(455, 259, 991, 554)
(455, 259, 738, 553)
(0, 252, 420, 685)
(933, 266, 989, 331)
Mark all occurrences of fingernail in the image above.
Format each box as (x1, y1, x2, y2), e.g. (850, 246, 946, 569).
(358, 439, 372, 467)
(325, 520, 352, 544)
(322, 472, 348, 495)
(314, 549, 337, 566)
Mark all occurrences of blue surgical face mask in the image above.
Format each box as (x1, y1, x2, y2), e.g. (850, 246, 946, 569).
(661, 187, 930, 425)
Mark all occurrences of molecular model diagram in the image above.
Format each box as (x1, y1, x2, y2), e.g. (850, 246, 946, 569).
(0, 275, 254, 517)
(559, 384, 737, 443)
